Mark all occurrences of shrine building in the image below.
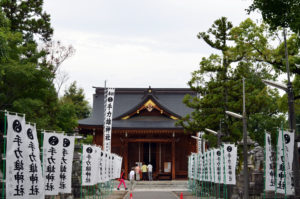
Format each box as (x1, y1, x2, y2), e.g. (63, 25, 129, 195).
(78, 87, 197, 180)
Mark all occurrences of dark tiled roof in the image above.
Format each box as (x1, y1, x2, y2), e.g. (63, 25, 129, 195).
(78, 87, 196, 128)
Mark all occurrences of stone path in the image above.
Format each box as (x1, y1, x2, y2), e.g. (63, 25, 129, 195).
(124, 191, 178, 199)
(115, 180, 196, 199)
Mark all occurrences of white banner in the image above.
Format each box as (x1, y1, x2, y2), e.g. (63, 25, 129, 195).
(197, 132, 204, 154)
(116, 156, 122, 179)
(199, 153, 204, 181)
(214, 148, 224, 184)
(43, 132, 63, 195)
(6, 114, 44, 199)
(108, 154, 112, 180)
(6, 114, 27, 198)
(265, 132, 275, 191)
(103, 152, 109, 182)
(205, 151, 210, 182)
(98, 150, 105, 183)
(190, 153, 196, 179)
(212, 149, 216, 183)
(24, 124, 44, 198)
(111, 154, 122, 179)
(93, 146, 101, 184)
(103, 88, 115, 153)
(196, 153, 202, 181)
(223, 144, 237, 185)
(208, 150, 213, 182)
(276, 130, 294, 195)
(82, 145, 99, 185)
(59, 136, 74, 193)
(188, 155, 191, 179)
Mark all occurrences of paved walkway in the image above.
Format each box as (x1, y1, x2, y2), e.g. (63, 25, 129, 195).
(124, 191, 178, 199)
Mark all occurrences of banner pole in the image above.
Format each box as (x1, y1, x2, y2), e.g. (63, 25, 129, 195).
(195, 155, 198, 198)
(204, 154, 207, 197)
(222, 145, 227, 199)
(281, 126, 287, 199)
(218, 149, 220, 199)
(2, 111, 7, 199)
(40, 130, 44, 172)
(93, 184, 96, 199)
(275, 129, 279, 199)
(80, 145, 83, 199)
(195, 157, 197, 196)
(210, 151, 213, 198)
(264, 132, 266, 199)
(213, 150, 216, 198)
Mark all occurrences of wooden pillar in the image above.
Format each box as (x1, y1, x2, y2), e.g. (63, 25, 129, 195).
(172, 140, 175, 180)
(156, 143, 160, 178)
(124, 140, 128, 179)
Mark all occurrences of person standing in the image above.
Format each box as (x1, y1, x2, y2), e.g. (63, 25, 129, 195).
(117, 169, 128, 190)
(129, 168, 135, 190)
(135, 164, 140, 181)
(147, 163, 153, 181)
(141, 163, 148, 181)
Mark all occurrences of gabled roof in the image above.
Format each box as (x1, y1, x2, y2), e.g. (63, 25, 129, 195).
(114, 94, 182, 120)
(78, 87, 196, 129)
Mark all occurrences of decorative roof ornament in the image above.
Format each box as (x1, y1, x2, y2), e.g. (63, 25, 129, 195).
(146, 103, 153, 112)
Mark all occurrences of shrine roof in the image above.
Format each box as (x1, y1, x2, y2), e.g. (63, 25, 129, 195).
(78, 87, 196, 128)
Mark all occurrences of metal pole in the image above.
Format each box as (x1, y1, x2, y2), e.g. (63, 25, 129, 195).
(243, 78, 249, 199)
(218, 119, 221, 147)
(80, 145, 83, 199)
(283, 28, 300, 198)
(2, 111, 7, 199)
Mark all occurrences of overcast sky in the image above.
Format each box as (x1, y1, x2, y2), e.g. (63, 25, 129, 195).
(43, 0, 260, 103)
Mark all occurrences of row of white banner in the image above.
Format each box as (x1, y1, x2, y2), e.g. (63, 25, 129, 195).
(5, 112, 122, 199)
(188, 143, 238, 185)
(265, 131, 294, 195)
(82, 145, 122, 186)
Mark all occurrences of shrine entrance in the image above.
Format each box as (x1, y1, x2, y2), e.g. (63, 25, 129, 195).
(127, 140, 173, 180)
(127, 143, 156, 170)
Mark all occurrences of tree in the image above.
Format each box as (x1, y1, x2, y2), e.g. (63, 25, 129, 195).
(42, 40, 76, 76)
(178, 17, 285, 146)
(0, 9, 57, 128)
(0, 0, 53, 42)
(54, 82, 90, 134)
(248, 0, 300, 33)
(62, 81, 91, 119)
(230, 18, 300, 75)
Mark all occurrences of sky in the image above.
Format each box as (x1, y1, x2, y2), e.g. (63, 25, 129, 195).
(43, 0, 260, 103)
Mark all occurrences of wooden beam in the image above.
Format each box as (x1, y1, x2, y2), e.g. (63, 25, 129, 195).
(126, 138, 173, 143)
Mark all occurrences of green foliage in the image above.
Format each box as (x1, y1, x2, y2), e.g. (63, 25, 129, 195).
(0, 6, 89, 134)
(230, 19, 300, 75)
(178, 17, 286, 147)
(56, 82, 91, 134)
(0, 0, 53, 42)
(248, 0, 300, 33)
(63, 81, 91, 119)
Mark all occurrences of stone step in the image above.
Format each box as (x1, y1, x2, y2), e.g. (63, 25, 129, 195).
(106, 191, 127, 199)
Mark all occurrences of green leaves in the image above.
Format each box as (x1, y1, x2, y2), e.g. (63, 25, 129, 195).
(179, 17, 286, 147)
(248, 0, 300, 33)
(0, 6, 89, 135)
(0, 0, 53, 42)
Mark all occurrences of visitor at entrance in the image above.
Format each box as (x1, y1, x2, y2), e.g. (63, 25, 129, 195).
(135, 164, 140, 181)
(141, 162, 148, 181)
(147, 163, 153, 181)
(117, 169, 128, 190)
(129, 168, 135, 190)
